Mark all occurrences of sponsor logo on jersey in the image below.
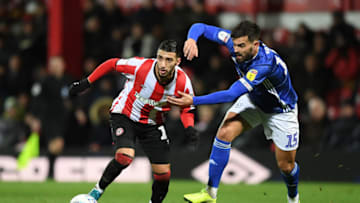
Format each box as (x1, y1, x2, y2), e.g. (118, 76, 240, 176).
(246, 69, 258, 81)
(218, 31, 230, 43)
(116, 128, 124, 136)
(135, 92, 160, 106)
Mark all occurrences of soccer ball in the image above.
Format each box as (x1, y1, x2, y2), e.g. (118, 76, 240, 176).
(70, 194, 97, 203)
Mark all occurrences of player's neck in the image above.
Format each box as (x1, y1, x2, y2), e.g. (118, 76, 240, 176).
(253, 44, 259, 58)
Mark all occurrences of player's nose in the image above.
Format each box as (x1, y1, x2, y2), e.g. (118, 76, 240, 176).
(159, 59, 167, 67)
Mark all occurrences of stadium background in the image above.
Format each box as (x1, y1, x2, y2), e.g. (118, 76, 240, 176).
(0, 0, 360, 201)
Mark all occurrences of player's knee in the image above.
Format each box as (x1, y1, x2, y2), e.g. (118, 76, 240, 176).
(217, 127, 233, 142)
(115, 153, 133, 167)
(277, 160, 295, 174)
(153, 170, 171, 182)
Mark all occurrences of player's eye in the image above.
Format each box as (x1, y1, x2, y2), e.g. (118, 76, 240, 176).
(166, 58, 173, 62)
(235, 43, 245, 48)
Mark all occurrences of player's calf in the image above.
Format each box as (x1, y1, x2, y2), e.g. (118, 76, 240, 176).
(280, 162, 300, 200)
(89, 153, 133, 200)
(150, 171, 171, 203)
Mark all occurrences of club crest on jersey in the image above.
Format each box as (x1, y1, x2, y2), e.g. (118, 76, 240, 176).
(218, 31, 230, 43)
(116, 127, 124, 136)
(246, 69, 258, 81)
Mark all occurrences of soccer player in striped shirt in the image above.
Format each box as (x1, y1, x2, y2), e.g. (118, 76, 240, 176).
(69, 40, 198, 203)
(168, 21, 300, 203)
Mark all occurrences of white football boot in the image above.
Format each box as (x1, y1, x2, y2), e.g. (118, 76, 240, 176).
(287, 193, 299, 203)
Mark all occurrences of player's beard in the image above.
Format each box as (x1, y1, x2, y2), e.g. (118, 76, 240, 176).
(236, 47, 254, 63)
(158, 67, 172, 78)
(157, 67, 175, 85)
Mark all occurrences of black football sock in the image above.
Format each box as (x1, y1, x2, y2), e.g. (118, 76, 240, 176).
(98, 158, 127, 190)
(151, 172, 170, 203)
(151, 180, 169, 203)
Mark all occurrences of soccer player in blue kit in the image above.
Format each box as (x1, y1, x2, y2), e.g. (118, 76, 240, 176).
(167, 21, 300, 203)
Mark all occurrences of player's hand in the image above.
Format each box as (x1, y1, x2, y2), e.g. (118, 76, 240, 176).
(24, 114, 41, 133)
(167, 91, 193, 107)
(183, 38, 198, 61)
(184, 126, 199, 151)
(69, 78, 90, 97)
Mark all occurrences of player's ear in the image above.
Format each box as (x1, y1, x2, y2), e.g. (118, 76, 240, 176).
(176, 56, 181, 66)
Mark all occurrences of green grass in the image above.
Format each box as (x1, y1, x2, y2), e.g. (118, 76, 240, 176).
(0, 180, 359, 203)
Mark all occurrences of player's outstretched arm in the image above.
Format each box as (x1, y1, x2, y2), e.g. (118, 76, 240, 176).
(193, 80, 249, 105)
(69, 58, 120, 97)
(168, 80, 249, 106)
(167, 91, 194, 107)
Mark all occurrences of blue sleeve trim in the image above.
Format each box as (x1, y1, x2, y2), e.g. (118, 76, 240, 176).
(193, 80, 248, 105)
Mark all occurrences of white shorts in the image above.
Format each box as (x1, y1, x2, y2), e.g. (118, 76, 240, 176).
(228, 94, 299, 151)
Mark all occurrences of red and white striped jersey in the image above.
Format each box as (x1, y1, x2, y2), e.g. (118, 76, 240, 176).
(89, 57, 195, 125)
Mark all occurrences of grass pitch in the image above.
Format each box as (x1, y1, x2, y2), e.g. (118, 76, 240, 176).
(0, 180, 359, 203)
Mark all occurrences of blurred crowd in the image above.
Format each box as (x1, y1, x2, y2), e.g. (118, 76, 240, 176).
(1, 0, 360, 157)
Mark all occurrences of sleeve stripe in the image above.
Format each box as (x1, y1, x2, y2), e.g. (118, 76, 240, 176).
(88, 58, 118, 83)
(115, 65, 136, 75)
(239, 78, 253, 91)
(115, 59, 136, 75)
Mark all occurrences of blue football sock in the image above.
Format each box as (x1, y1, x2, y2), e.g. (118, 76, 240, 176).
(280, 162, 299, 198)
(208, 137, 231, 188)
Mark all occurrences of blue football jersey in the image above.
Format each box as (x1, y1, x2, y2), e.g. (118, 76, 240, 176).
(188, 23, 298, 113)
